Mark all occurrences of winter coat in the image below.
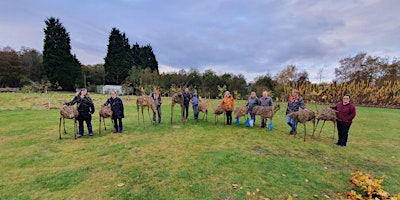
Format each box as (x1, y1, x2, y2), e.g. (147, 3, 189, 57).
(65, 95, 95, 121)
(104, 97, 124, 119)
(183, 92, 191, 106)
(192, 94, 199, 106)
(246, 97, 259, 111)
(151, 93, 162, 106)
(285, 95, 306, 115)
(221, 96, 235, 111)
(259, 96, 273, 107)
(331, 102, 356, 125)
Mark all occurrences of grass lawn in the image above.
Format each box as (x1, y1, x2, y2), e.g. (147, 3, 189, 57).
(0, 92, 399, 199)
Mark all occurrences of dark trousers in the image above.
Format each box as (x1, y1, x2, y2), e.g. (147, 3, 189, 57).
(226, 111, 232, 125)
(337, 122, 351, 146)
(183, 104, 189, 118)
(153, 106, 162, 123)
(113, 118, 123, 133)
(249, 109, 256, 124)
(78, 118, 93, 136)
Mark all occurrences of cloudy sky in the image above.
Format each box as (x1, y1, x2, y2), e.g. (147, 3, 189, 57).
(1, 0, 399, 82)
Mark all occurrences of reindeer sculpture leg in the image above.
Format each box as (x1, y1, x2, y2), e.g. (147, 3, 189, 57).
(99, 116, 102, 135)
(141, 106, 145, 128)
(137, 105, 140, 126)
(74, 119, 77, 140)
(303, 123, 307, 142)
(170, 103, 174, 124)
(59, 117, 62, 139)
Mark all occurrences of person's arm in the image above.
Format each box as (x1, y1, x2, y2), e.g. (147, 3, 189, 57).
(347, 104, 356, 121)
(64, 96, 78, 106)
(299, 97, 307, 110)
(269, 98, 273, 106)
(120, 98, 125, 118)
(89, 100, 95, 114)
(103, 98, 110, 106)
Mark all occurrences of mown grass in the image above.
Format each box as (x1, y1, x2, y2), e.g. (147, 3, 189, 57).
(0, 92, 399, 199)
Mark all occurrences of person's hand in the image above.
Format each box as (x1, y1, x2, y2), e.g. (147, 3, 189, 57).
(63, 104, 67, 107)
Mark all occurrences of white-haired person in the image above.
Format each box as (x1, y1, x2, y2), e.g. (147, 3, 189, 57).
(103, 90, 124, 133)
(259, 91, 273, 128)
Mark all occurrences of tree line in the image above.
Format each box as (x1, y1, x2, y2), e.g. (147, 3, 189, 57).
(0, 17, 399, 106)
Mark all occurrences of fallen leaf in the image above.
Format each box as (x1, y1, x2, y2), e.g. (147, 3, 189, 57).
(313, 194, 318, 198)
(292, 193, 298, 198)
(305, 179, 309, 183)
(282, 174, 286, 177)
(256, 188, 260, 192)
(247, 191, 251, 196)
(324, 194, 330, 198)
(117, 183, 125, 187)
(324, 166, 328, 170)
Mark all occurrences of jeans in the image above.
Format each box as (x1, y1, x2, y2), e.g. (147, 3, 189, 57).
(153, 105, 162, 123)
(249, 109, 256, 124)
(286, 116, 296, 132)
(78, 118, 93, 136)
(193, 104, 199, 119)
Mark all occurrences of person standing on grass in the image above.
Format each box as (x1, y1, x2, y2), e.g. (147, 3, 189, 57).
(64, 88, 95, 137)
(220, 91, 235, 125)
(259, 91, 273, 128)
(285, 89, 307, 135)
(330, 94, 356, 147)
(182, 87, 191, 122)
(192, 90, 199, 120)
(150, 87, 162, 124)
(246, 91, 259, 126)
(103, 90, 124, 133)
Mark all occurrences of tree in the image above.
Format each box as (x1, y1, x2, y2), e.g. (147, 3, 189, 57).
(104, 28, 133, 84)
(42, 17, 82, 90)
(20, 47, 43, 82)
(0, 48, 26, 87)
(132, 44, 159, 72)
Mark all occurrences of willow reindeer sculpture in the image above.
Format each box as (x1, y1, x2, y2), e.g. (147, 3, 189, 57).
(252, 103, 281, 129)
(233, 106, 248, 124)
(170, 92, 185, 124)
(136, 96, 157, 127)
(213, 104, 225, 124)
(59, 105, 79, 139)
(196, 97, 209, 122)
(287, 109, 316, 142)
(99, 105, 113, 134)
(312, 107, 337, 140)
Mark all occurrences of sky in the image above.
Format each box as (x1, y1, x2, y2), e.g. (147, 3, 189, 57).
(1, 0, 399, 83)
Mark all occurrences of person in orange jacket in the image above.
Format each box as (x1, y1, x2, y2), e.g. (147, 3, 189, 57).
(220, 91, 235, 125)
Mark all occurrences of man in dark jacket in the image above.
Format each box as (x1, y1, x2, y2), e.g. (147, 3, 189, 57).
(331, 94, 356, 147)
(104, 90, 124, 133)
(286, 89, 307, 135)
(64, 88, 95, 137)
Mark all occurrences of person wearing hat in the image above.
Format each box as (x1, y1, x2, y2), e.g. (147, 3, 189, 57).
(331, 94, 356, 147)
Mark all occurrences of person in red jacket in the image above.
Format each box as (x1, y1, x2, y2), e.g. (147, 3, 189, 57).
(331, 94, 356, 147)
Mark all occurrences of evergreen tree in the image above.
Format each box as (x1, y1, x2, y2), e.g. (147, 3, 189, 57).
(132, 43, 159, 72)
(42, 17, 82, 91)
(104, 28, 133, 84)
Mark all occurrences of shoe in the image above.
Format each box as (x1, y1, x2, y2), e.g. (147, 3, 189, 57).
(289, 131, 293, 135)
(89, 133, 93, 136)
(78, 134, 83, 138)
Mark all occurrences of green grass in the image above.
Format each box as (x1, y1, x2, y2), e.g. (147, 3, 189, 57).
(0, 92, 399, 199)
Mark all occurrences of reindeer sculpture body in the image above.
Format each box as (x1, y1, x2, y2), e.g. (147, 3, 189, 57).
(197, 98, 209, 122)
(170, 92, 184, 124)
(136, 96, 157, 127)
(252, 103, 281, 128)
(312, 107, 337, 139)
(234, 106, 248, 124)
(213, 104, 225, 124)
(287, 109, 316, 142)
(99, 105, 113, 134)
(59, 105, 78, 139)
